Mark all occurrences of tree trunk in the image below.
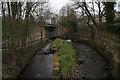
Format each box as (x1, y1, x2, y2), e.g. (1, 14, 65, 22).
(76, 1, 98, 40)
(98, 2, 102, 24)
(10, 2, 19, 66)
(83, 2, 98, 41)
(2, 2, 5, 18)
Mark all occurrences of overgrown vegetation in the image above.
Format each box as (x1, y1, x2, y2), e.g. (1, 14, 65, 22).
(2, 2, 53, 78)
(104, 2, 116, 24)
(51, 38, 63, 49)
(72, 34, 120, 79)
(105, 24, 120, 35)
(3, 39, 46, 78)
(1, 0, 120, 79)
(51, 38, 77, 78)
(58, 41, 77, 78)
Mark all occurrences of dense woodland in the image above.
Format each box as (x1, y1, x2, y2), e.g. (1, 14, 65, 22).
(1, 0, 120, 79)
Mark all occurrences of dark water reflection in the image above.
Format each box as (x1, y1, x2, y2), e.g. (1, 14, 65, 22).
(19, 42, 53, 78)
(73, 42, 111, 78)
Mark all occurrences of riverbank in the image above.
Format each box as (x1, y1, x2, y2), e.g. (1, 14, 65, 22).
(71, 36, 118, 79)
(58, 40, 78, 78)
(51, 38, 79, 78)
(17, 40, 53, 78)
(73, 42, 112, 78)
(2, 39, 47, 78)
(51, 38, 112, 78)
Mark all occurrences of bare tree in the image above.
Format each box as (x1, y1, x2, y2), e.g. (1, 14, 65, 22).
(73, 0, 98, 40)
(2, 2, 6, 18)
(34, 2, 51, 39)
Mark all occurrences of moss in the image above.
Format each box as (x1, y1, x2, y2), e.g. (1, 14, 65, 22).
(51, 38, 63, 49)
(58, 41, 76, 78)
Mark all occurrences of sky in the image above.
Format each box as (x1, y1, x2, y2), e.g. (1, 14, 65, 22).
(48, 0, 120, 14)
(48, 0, 71, 13)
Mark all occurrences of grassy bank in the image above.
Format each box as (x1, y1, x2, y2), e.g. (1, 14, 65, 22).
(58, 41, 77, 78)
(51, 38, 63, 49)
(51, 38, 77, 78)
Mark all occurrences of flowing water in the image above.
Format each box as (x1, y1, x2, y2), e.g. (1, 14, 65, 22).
(19, 42, 53, 78)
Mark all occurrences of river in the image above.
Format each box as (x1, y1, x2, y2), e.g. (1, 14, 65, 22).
(18, 39, 112, 79)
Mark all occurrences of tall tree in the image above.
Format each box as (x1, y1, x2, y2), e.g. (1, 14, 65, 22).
(73, 1, 98, 40)
(60, 5, 78, 33)
(104, 2, 116, 23)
